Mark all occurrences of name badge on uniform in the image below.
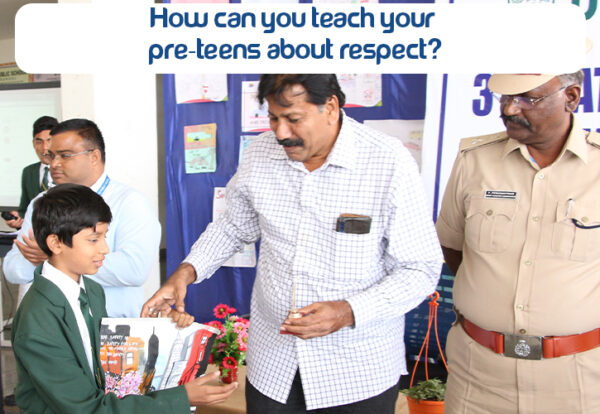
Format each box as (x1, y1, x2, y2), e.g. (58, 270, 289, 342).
(484, 190, 517, 200)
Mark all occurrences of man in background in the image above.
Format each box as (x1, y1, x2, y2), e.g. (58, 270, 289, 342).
(4, 116, 58, 229)
(143, 74, 443, 413)
(436, 71, 600, 413)
(3, 118, 161, 318)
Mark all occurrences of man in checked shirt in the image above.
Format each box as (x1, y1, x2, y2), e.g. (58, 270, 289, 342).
(143, 74, 443, 413)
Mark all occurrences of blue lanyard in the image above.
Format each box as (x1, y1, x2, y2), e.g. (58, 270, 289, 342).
(96, 176, 110, 196)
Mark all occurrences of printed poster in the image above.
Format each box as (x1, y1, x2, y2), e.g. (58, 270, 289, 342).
(100, 318, 218, 397)
(213, 187, 257, 268)
(241, 81, 270, 133)
(184, 123, 217, 174)
(0, 63, 31, 84)
(239, 135, 258, 163)
(338, 74, 382, 107)
(175, 74, 228, 104)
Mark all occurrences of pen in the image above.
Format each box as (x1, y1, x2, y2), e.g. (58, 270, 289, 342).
(566, 198, 574, 217)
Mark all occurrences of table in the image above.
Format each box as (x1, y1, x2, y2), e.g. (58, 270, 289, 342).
(197, 365, 409, 414)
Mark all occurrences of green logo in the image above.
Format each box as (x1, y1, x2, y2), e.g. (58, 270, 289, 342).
(572, 0, 597, 19)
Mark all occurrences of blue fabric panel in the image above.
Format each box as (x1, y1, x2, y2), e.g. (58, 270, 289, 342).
(404, 264, 454, 360)
(164, 74, 260, 324)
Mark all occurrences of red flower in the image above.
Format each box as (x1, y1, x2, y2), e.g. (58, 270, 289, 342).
(222, 356, 237, 369)
(207, 320, 223, 331)
(213, 304, 230, 319)
(209, 354, 213, 364)
(227, 306, 237, 315)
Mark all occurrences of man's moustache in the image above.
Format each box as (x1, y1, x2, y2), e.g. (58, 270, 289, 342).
(501, 114, 531, 129)
(277, 138, 304, 147)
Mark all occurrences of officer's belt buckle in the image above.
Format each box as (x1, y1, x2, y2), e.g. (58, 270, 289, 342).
(503, 333, 543, 360)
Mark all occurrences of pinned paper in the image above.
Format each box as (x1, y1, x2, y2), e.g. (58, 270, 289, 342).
(241, 81, 270, 133)
(364, 119, 424, 169)
(239, 135, 258, 163)
(338, 74, 382, 107)
(184, 123, 217, 174)
(175, 74, 228, 104)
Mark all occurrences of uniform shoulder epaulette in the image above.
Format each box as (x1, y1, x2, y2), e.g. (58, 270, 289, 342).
(459, 131, 508, 153)
(585, 130, 600, 149)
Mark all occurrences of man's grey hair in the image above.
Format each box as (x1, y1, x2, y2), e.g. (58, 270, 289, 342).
(558, 70, 584, 87)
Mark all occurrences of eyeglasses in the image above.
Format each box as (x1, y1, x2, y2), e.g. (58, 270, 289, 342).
(492, 86, 567, 110)
(47, 149, 94, 162)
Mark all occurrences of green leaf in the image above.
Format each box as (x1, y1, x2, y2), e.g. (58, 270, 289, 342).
(400, 378, 445, 401)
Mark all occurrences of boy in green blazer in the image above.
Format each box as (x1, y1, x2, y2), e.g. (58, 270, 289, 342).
(11, 184, 237, 413)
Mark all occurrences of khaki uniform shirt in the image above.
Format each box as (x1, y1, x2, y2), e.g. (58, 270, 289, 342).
(436, 119, 600, 414)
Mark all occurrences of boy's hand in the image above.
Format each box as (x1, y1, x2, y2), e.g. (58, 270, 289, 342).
(184, 371, 237, 406)
(141, 263, 196, 317)
(169, 310, 195, 328)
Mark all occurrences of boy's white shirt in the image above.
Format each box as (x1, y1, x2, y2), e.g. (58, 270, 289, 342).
(40, 261, 95, 377)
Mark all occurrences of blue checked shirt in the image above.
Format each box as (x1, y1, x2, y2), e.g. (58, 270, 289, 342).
(184, 115, 443, 409)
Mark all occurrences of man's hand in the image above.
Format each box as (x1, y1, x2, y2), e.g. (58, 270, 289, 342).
(141, 263, 197, 317)
(5, 211, 23, 229)
(279, 300, 355, 340)
(184, 371, 237, 406)
(14, 229, 47, 265)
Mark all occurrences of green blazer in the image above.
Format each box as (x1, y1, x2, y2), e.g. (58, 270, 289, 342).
(18, 162, 42, 217)
(11, 268, 189, 414)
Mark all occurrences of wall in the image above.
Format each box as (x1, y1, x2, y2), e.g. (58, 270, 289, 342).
(0, 38, 15, 63)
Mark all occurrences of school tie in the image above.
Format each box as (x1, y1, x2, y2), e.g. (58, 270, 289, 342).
(40, 166, 49, 191)
(79, 288, 102, 386)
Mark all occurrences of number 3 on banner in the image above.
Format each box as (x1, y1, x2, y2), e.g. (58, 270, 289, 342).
(472, 73, 493, 117)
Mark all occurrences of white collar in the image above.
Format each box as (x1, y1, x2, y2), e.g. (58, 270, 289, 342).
(41, 261, 86, 304)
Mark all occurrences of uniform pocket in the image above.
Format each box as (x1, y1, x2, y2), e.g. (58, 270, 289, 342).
(552, 201, 600, 262)
(464, 197, 518, 253)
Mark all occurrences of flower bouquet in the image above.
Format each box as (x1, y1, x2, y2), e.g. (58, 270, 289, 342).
(206, 303, 249, 384)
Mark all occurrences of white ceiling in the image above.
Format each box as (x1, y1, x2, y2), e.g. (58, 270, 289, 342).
(0, 0, 56, 40)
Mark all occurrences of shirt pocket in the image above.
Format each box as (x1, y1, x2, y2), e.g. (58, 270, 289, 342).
(464, 197, 518, 253)
(334, 231, 379, 282)
(552, 201, 600, 262)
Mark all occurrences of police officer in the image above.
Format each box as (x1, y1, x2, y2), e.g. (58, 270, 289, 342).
(437, 71, 600, 413)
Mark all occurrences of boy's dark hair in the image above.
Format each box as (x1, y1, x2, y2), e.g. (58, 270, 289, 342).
(51, 118, 106, 163)
(33, 184, 112, 257)
(32, 116, 58, 137)
(258, 74, 346, 112)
